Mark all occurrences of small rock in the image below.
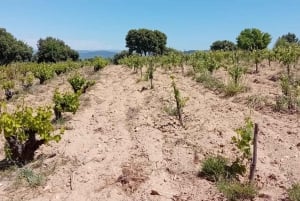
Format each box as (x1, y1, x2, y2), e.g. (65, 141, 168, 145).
(258, 193, 272, 199)
(279, 184, 286, 189)
(150, 190, 160, 195)
(268, 174, 277, 181)
(269, 75, 278, 82)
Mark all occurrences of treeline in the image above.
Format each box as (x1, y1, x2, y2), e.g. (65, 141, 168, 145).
(210, 28, 299, 51)
(0, 28, 79, 65)
(113, 28, 300, 66)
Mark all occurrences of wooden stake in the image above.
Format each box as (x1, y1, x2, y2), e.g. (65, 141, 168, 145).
(249, 123, 258, 183)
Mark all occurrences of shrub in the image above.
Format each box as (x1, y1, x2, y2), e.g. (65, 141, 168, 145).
(33, 64, 54, 84)
(170, 75, 188, 127)
(280, 75, 291, 96)
(224, 65, 247, 96)
(53, 63, 69, 75)
(274, 95, 288, 111)
(288, 183, 300, 201)
(276, 75, 300, 111)
(81, 80, 95, 93)
(68, 74, 95, 93)
(2, 80, 15, 100)
(217, 180, 257, 201)
(232, 117, 254, 159)
(68, 74, 86, 93)
(20, 72, 34, 89)
(112, 50, 129, 64)
(0, 106, 62, 167)
(53, 90, 80, 120)
(94, 57, 109, 72)
(228, 65, 245, 85)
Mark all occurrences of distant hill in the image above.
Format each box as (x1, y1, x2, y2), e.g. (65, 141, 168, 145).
(78, 50, 119, 59)
(183, 50, 197, 54)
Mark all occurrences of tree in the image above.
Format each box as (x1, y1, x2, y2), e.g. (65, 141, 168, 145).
(36, 37, 79, 63)
(210, 40, 237, 51)
(112, 50, 130, 64)
(237, 28, 271, 51)
(274, 33, 299, 48)
(280, 32, 299, 43)
(125, 28, 167, 55)
(0, 28, 33, 65)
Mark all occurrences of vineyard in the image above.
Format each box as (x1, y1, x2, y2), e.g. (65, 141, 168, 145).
(0, 48, 299, 201)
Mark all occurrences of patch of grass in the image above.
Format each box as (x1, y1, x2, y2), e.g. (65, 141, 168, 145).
(185, 69, 195, 77)
(195, 71, 224, 92)
(246, 95, 268, 110)
(53, 116, 66, 125)
(18, 167, 45, 187)
(224, 82, 246, 97)
(274, 95, 288, 112)
(200, 156, 228, 182)
(163, 105, 178, 116)
(217, 180, 257, 201)
(288, 183, 300, 201)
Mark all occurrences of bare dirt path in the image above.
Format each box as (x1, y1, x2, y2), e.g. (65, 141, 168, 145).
(1, 65, 300, 201)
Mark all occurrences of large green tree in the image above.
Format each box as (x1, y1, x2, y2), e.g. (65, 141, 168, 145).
(0, 28, 33, 65)
(36, 37, 79, 63)
(210, 40, 236, 51)
(274, 32, 299, 48)
(125, 28, 167, 55)
(237, 28, 271, 51)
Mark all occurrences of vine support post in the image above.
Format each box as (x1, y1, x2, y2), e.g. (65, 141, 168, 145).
(249, 123, 258, 183)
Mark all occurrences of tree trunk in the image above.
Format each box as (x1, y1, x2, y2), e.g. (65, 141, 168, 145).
(249, 123, 258, 183)
(4, 133, 45, 167)
(54, 108, 62, 120)
(173, 86, 183, 127)
(5, 89, 13, 100)
(150, 78, 153, 89)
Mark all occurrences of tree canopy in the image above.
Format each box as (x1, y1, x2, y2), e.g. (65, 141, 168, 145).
(236, 28, 271, 51)
(0, 28, 33, 65)
(112, 50, 130, 64)
(210, 40, 237, 51)
(274, 32, 299, 48)
(125, 28, 167, 55)
(36, 37, 79, 63)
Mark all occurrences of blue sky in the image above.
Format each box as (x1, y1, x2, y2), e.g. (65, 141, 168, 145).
(1, 0, 299, 50)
